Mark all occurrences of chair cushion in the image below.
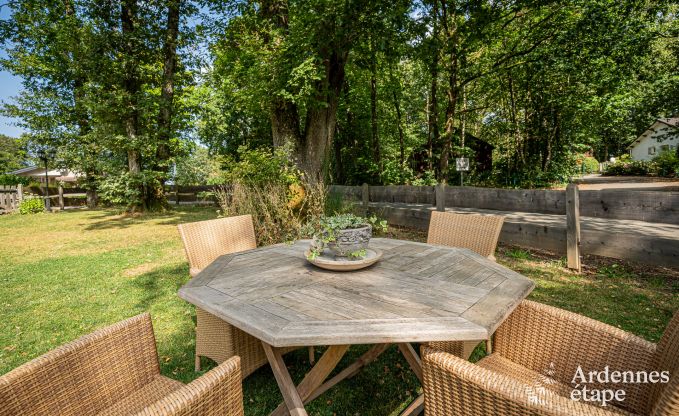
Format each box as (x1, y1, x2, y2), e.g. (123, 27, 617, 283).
(478, 354, 635, 415)
(96, 376, 184, 416)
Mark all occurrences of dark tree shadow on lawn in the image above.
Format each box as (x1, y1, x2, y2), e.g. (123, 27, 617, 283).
(83, 206, 218, 230)
(128, 263, 189, 311)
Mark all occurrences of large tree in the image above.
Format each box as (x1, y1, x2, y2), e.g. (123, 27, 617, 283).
(210, 0, 411, 179)
(1, 0, 195, 211)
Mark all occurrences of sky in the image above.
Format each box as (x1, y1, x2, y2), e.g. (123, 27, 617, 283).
(0, 6, 24, 138)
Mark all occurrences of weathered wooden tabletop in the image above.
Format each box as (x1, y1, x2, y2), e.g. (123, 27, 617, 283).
(178, 238, 535, 348)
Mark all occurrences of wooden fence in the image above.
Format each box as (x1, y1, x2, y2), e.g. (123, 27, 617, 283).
(165, 185, 218, 204)
(329, 184, 679, 268)
(0, 185, 22, 212)
(331, 184, 679, 224)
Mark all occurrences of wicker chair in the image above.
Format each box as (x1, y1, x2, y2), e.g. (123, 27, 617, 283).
(422, 300, 679, 416)
(427, 211, 504, 260)
(0, 313, 244, 416)
(178, 215, 306, 377)
(426, 210, 505, 359)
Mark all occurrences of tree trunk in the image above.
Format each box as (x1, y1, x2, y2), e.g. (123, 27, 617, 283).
(428, 0, 440, 173)
(438, 0, 458, 183)
(156, 0, 180, 165)
(66, 0, 98, 208)
(393, 90, 405, 166)
(261, 0, 303, 159)
(299, 50, 347, 181)
(460, 84, 466, 150)
(271, 100, 300, 149)
(369, 36, 381, 170)
(334, 82, 352, 184)
(121, 0, 144, 211)
(261, 0, 348, 181)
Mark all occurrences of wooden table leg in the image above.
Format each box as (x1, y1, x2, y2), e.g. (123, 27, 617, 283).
(263, 342, 308, 416)
(267, 343, 350, 416)
(306, 343, 390, 403)
(397, 343, 422, 382)
(397, 343, 424, 416)
(400, 394, 424, 416)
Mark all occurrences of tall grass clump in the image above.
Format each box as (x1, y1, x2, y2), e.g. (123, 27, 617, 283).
(216, 146, 327, 246)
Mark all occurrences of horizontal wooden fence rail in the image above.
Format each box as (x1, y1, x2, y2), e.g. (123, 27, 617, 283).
(330, 184, 679, 225)
(165, 185, 218, 204)
(328, 184, 679, 268)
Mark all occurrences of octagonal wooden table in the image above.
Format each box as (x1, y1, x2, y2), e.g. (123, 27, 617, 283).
(178, 238, 534, 416)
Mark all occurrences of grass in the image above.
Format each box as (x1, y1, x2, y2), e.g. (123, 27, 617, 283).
(1, 208, 677, 415)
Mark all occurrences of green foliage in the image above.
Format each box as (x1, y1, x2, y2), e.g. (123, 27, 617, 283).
(0, 174, 30, 186)
(174, 146, 223, 186)
(411, 170, 438, 186)
(2, 0, 678, 194)
(0, 135, 27, 172)
(320, 213, 370, 231)
(505, 248, 533, 260)
(220, 145, 302, 186)
(1, 0, 197, 211)
(578, 156, 600, 175)
(18, 197, 44, 214)
(307, 214, 388, 260)
(653, 150, 679, 177)
(604, 157, 655, 176)
(97, 171, 164, 209)
(325, 192, 356, 216)
(217, 180, 327, 247)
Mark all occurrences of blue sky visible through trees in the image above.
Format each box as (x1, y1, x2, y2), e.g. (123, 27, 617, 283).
(0, 6, 24, 138)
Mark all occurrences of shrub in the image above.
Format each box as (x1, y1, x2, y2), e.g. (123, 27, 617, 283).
(97, 171, 164, 209)
(653, 151, 679, 177)
(219, 145, 300, 187)
(19, 197, 44, 214)
(0, 174, 30, 186)
(578, 156, 599, 174)
(215, 143, 327, 245)
(217, 180, 326, 247)
(604, 157, 655, 176)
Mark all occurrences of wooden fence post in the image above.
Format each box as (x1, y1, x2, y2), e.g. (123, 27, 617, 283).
(566, 183, 581, 272)
(435, 183, 445, 212)
(58, 185, 65, 210)
(362, 183, 369, 215)
(17, 184, 23, 205)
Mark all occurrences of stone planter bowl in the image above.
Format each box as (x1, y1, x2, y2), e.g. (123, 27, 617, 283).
(327, 224, 372, 259)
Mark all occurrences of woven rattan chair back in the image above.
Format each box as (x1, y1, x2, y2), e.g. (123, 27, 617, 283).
(178, 214, 284, 376)
(178, 215, 256, 271)
(649, 310, 679, 415)
(427, 211, 504, 258)
(0, 314, 159, 416)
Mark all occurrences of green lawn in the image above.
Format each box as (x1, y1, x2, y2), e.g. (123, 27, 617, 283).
(1, 207, 677, 415)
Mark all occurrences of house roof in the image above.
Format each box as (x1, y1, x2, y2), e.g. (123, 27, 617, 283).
(9, 165, 41, 175)
(7, 165, 80, 181)
(627, 118, 679, 150)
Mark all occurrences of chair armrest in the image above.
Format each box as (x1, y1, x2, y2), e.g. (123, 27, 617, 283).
(493, 300, 655, 413)
(495, 301, 656, 377)
(0, 313, 161, 416)
(422, 347, 623, 416)
(135, 356, 243, 416)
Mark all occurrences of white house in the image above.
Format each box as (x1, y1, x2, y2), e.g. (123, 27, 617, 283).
(8, 166, 80, 185)
(628, 117, 679, 161)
